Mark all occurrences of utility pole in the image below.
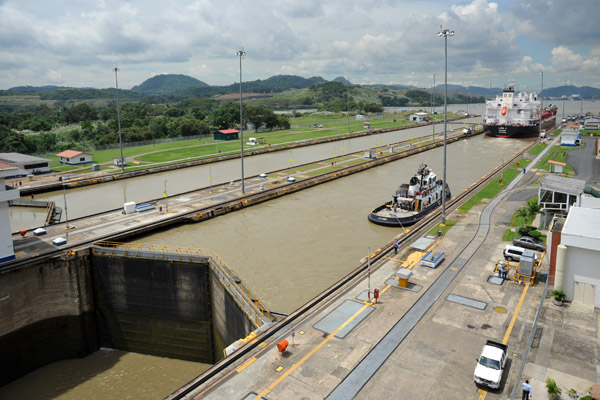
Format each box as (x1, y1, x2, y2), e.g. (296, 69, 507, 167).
(432, 74, 436, 141)
(114, 66, 125, 172)
(236, 48, 246, 194)
(438, 27, 454, 226)
(539, 71, 544, 137)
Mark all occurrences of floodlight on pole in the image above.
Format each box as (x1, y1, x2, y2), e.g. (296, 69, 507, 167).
(431, 73, 436, 140)
(437, 26, 454, 226)
(539, 71, 544, 137)
(114, 66, 125, 172)
(236, 48, 246, 194)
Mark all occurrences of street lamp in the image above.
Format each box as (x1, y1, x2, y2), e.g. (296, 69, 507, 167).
(539, 71, 544, 137)
(114, 66, 125, 172)
(236, 48, 246, 194)
(347, 86, 351, 134)
(431, 73, 436, 140)
(62, 184, 70, 229)
(437, 26, 454, 226)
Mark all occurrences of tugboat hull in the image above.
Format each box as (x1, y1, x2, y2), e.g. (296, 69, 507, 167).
(368, 185, 451, 227)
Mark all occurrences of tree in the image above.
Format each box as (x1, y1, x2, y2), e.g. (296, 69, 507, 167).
(177, 117, 209, 137)
(245, 105, 266, 132)
(277, 115, 290, 129)
(210, 103, 239, 130)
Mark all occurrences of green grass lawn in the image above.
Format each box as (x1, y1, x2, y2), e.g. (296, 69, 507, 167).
(581, 129, 600, 136)
(502, 196, 547, 242)
(528, 143, 547, 156)
(535, 144, 575, 173)
(428, 220, 456, 236)
(38, 111, 467, 173)
(458, 168, 520, 213)
(513, 158, 532, 168)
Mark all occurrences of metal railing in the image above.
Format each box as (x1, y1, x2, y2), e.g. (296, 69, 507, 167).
(92, 241, 271, 327)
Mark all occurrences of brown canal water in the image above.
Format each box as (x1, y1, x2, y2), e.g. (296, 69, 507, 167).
(129, 134, 531, 314)
(2, 132, 529, 400)
(0, 349, 210, 400)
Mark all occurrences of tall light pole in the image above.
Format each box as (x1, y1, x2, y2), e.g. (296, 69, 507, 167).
(347, 86, 351, 134)
(114, 66, 125, 172)
(236, 48, 246, 194)
(62, 184, 70, 229)
(431, 74, 436, 140)
(438, 27, 454, 226)
(539, 71, 544, 137)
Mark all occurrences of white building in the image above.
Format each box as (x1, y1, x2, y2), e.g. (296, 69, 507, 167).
(409, 112, 428, 122)
(538, 174, 585, 215)
(0, 152, 51, 176)
(558, 207, 600, 307)
(582, 116, 600, 130)
(56, 150, 93, 165)
(0, 161, 20, 263)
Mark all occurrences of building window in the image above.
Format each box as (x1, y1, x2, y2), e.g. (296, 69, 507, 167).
(80, 157, 85, 161)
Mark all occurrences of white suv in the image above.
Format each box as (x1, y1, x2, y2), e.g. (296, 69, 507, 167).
(503, 245, 536, 262)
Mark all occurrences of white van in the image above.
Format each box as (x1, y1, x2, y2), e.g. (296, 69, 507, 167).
(503, 245, 538, 262)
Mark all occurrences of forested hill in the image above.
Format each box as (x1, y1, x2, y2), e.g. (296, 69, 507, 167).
(131, 74, 209, 94)
(3, 74, 331, 102)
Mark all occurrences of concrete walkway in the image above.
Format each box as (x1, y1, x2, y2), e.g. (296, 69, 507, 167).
(181, 134, 598, 400)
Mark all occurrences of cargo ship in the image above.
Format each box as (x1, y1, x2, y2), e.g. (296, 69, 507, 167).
(368, 164, 450, 227)
(484, 83, 557, 138)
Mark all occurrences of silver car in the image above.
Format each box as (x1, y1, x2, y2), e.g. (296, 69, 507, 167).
(512, 236, 546, 252)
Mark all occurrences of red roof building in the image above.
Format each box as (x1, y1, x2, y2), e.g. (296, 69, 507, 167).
(213, 129, 240, 141)
(56, 150, 93, 165)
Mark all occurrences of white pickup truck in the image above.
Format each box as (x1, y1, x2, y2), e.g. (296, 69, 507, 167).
(474, 340, 508, 389)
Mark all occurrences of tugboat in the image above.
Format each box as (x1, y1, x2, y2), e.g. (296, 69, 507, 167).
(368, 164, 451, 227)
(484, 83, 557, 138)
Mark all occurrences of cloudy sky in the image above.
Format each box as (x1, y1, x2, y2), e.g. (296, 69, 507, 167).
(1, 0, 599, 91)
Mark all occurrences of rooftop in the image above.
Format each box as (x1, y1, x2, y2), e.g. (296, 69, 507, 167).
(56, 150, 91, 158)
(540, 174, 586, 196)
(0, 160, 18, 179)
(217, 129, 240, 134)
(0, 152, 51, 164)
(562, 206, 600, 250)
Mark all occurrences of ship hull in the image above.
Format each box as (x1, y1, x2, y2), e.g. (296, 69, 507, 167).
(485, 117, 556, 138)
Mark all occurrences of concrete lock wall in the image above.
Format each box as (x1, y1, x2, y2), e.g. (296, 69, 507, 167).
(91, 254, 216, 363)
(210, 269, 255, 361)
(0, 249, 257, 386)
(0, 250, 99, 387)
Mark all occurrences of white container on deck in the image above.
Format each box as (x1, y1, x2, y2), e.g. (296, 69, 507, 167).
(123, 201, 136, 214)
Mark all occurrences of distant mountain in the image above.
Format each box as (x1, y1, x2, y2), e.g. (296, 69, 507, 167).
(366, 83, 417, 91)
(8, 85, 68, 93)
(236, 75, 327, 92)
(131, 74, 209, 95)
(436, 84, 600, 99)
(543, 85, 600, 99)
(333, 76, 352, 85)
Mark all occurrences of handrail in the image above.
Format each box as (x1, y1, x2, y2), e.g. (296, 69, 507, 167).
(92, 241, 271, 327)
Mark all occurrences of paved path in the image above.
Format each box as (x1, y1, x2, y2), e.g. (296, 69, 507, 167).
(567, 135, 600, 185)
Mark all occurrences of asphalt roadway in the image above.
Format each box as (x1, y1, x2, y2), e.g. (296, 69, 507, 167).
(182, 134, 598, 400)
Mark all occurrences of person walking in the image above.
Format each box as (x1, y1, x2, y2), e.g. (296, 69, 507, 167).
(522, 379, 532, 399)
(501, 262, 508, 280)
(393, 240, 398, 255)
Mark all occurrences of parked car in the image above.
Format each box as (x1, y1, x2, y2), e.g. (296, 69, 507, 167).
(512, 236, 546, 252)
(474, 340, 508, 389)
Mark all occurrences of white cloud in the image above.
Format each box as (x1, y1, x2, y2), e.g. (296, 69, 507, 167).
(511, 0, 600, 47)
(0, 0, 597, 90)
